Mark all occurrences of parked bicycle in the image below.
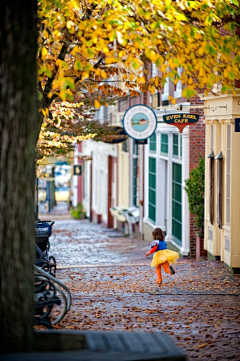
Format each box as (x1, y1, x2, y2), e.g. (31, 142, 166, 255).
(34, 219, 71, 328)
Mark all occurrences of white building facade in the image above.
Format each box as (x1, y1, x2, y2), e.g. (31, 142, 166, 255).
(143, 112, 190, 256)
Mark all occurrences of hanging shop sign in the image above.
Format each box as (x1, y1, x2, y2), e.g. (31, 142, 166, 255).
(73, 165, 82, 176)
(122, 104, 157, 140)
(163, 113, 199, 133)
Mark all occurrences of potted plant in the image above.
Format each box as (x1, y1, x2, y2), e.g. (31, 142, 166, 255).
(184, 156, 206, 260)
(70, 203, 86, 219)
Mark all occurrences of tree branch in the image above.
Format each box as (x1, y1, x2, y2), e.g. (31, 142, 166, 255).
(43, 43, 69, 106)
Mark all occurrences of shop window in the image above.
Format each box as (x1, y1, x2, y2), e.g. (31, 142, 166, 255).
(180, 135, 182, 158)
(161, 133, 168, 154)
(149, 134, 156, 152)
(149, 157, 156, 222)
(173, 134, 179, 157)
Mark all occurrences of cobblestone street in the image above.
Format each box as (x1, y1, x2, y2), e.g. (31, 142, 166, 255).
(46, 217, 240, 361)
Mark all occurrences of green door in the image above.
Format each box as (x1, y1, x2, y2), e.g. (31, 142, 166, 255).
(149, 157, 156, 222)
(172, 163, 182, 245)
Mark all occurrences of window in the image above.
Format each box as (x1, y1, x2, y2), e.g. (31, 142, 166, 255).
(174, 67, 183, 98)
(180, 135, 182, 158)
(226, 124, 231, 225)
(149, 134, 156, 152)
(122, 140, 128, 152)
(97, 106, 104, 123)
(173, 134, 179, 157)
(149, 157, 156, 222)
(152, 63, 158, 77)
(162, 77, 169, 102)
(133, 158, 139, 207)
(161, 134, 168, 154)
(211, 124, 214, 152)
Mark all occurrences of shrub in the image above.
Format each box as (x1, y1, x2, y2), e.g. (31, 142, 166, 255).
(70, 203, 86, 219)
(184, 156, 205, 235)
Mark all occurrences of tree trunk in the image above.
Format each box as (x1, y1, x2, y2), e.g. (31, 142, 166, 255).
(0, 0, 38, 353)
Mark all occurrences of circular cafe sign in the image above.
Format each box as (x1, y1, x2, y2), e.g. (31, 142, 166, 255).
(122, 104, 157, 140)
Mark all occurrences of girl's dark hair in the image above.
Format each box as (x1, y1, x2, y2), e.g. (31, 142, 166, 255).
(152, 228, 164, 240)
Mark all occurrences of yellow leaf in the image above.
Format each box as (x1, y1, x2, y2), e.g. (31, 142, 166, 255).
(100, 70, 107, 79)
(66, 20, 75, 30)
(41, 47, 48, 61)
(172, 97, 176, 105)
(161, 64, 166, 73)
(130, 73, 134, 81)
(43, 30, 48, 39)
(105, 57, 118, 64)
(95, 100, 101, 108)
(198, 344, 208, 348)
(149, 85, 155, 95)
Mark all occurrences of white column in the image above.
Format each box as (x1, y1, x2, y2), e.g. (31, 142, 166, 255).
(139, 144, 143, 234)
(165, 133, 173, 242)
(129, 139, 134, 207)
(143, 140, 149, 222)
(181, 128, 190, 256)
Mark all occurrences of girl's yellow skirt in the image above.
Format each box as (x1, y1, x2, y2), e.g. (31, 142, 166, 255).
(151, 249, 179, 268)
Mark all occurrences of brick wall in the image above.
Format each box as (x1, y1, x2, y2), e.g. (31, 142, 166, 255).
(118, 93, 150, 112)
(189, 96, 206, 257)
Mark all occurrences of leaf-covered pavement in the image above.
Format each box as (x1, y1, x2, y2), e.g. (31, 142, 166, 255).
(46, 220, 240, 361)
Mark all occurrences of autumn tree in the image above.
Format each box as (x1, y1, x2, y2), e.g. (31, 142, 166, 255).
(1, 0, 240, 353)
(37, 0, 240, 157)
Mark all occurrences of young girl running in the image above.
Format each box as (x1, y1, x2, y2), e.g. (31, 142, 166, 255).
(145, 228, 179, 284)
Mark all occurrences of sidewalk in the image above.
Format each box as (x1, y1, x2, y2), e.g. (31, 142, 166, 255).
(38, 218, 240, 360)
(39, 201, 72, 220)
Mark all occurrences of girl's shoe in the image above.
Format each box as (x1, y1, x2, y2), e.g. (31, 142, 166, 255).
(169, 266, 175, 275)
